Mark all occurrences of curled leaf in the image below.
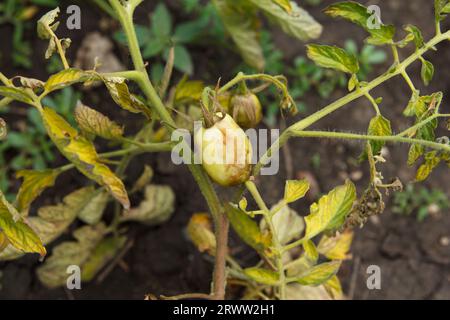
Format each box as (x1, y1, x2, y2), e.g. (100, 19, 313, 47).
(244, 267, 279, 285)
(293, 261, 341, 286)
(75, 102, 124, 140)
(41, 107, 130, 209)
(0, 191, 46, 257)
(15, 169, 60, 213)
(122, 185, 175, 225)
(37, 7, 60, 39)
(317, 230, 353, 260)
(187, 213, 216, 255)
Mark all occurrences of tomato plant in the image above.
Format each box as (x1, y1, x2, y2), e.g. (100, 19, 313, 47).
(0, 0, 450, 300)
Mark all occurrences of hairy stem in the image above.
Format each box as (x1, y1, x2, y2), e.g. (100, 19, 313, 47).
(109, 0, 227, 299)
(245, 181, 286, 300)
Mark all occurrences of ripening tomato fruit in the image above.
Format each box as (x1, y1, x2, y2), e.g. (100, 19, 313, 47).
(195, 113, 252, 186)
(230, 93, 262, 128)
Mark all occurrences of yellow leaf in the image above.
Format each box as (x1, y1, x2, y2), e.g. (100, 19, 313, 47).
(244, 267, 279, 285)
(122, 185, 175, 225)
(41, 107, 130, 209)
(294, 261, 341, 286)
(323, 275, 343, 300)
(74, 102, 124, 140)
(187, 213, 216, 255)
(317, 230, 353, 260)
(37, 224, 107, 288)
(174, 79, 205, 102)
(303, 240, 319, 262)
(0, 86, 34, 104)
(44, 68, 89, 93)
(15, 169, 60, 213)
(303, 180, 356, 240)
(0, 187, 105, 261)
(284, 179, 310, 203)
(103, 77, 151, 118)
(0, 191, 46, 257)
(272, 0, 292, 13)
(77, 189, 109, 225)
(262, 201, 304, 245)
(225, 203, 271, 255)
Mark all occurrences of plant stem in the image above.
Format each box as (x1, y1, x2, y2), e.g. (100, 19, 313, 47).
(401, 70, 417, 93)
(289, 130, 450, 153)
(397, 113, 450, 137)
(45, 25, 69, 70)
(109, 0, 227, 299)
(363, 91, 381, 115)
(245, 181, 286, 300)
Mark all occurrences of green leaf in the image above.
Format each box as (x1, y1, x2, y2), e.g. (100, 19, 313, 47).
(420, 59, 434, 86)
(214, 0, 265, 70)
(303, 180, 356, 240)
(293, 261, 341, 286)
(244, 267, 279, 285)
(37, 7, 60, 39)
(225, 203, 272, 254)
(151, 3, 172, 37)
(0, 86, 34, 104)
(121, 185, 175, 225)
(404, 24, 424, 49)
(284, 179, 310, 203)
(0, 191, 46, 257)
(74, 102, 124, 140)
(15, 169, 60, 213)
(324, 2, 395, 45)
(37, 224, 108, 288)
(41, 107, 130, 209)
(142, 37, 166, 58)
(307, 44, 359, 74)
(248, 0, 322, 40)
(435, 0, 450, 22)
(348, 73, 358, 92)
(366, 115, 392, 156)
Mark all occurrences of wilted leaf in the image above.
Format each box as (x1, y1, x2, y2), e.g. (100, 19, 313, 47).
(286, 283, 332, 300)
(404, 24, 424, 49)
(44, 68, 89, 93)
(174, 79, 204, 103)
(225, 203, 271, 255)
(214, 0, 265, 70)
(122, 185, 175, 225)
(244, 267, 279, 285)
(41, 107, 130, 209)
(416, 151, 441, 182)
(0, 191, 46, 257)
(249, 0, 322, 40)
(81, 236, 127, 282)
(420, 59, 434, 86)
(324, 2, 395, 45)
(303, 180, 356, 240)
(272, 0, 292, 13)
(284, 179, 310, 203)
(0, 86, 34, 104)
(187, 213, 216, 255)
(261, 201, 304, 245)
(293, 261, 341, 286)
(0, 187, 101, 261)
(307, 44, 359, 74)
(77, 189, 109, 225)
(0, 118, 7, 140)
(37, 224, 107, 288)
(365, 115, 392, 157)
(15, 169, 60, 213)
(16, 77, 45, 90)
(75, 102, 124, 140)
(103, 77, 151, 118)
(37, 7, 60, 39)
(324, 275, 343, 300)
(317, 230, 353, 260)
(130, 165, 154, 193)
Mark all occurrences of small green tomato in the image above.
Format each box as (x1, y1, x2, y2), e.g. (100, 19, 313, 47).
(230, 93, 262, 128)
(195, 113, 252, 186)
